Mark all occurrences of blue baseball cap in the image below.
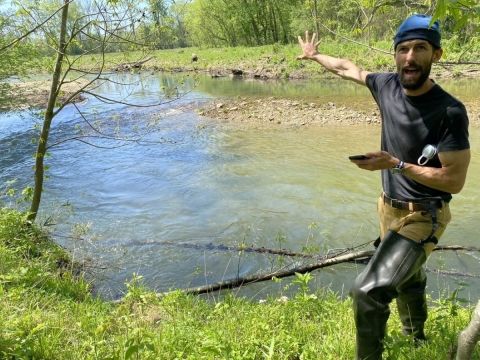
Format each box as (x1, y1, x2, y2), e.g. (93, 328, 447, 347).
(394, 14, 441, 49)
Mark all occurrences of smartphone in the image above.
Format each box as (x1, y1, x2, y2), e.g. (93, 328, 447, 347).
(349, 155, 370, 160)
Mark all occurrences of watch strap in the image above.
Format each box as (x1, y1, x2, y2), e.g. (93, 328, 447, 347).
(391, 160, 405, 174)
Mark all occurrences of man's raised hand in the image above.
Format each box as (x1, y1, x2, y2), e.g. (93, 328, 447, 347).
(296, 30, 321, 60)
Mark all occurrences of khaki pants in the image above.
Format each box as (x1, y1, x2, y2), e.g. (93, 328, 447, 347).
(377, 195, 451, 256)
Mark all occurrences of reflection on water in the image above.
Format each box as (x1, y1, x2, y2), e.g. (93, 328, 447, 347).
(194, 73, 480, 109)
(1, 73, 479, 302)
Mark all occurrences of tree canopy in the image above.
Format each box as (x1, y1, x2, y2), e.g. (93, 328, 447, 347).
(181, 0, 479, 50)
(2, 0, 478, 58)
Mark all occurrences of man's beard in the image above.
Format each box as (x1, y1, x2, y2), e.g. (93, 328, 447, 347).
(398, 62, 432, 90)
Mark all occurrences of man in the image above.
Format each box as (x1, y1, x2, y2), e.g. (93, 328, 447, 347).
(297, 14, 470, 360)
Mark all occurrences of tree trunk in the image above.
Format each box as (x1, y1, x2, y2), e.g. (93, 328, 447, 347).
(456, 300, 480, 360)
(313, 0, 320, 37)
(28, 0, 69, 221)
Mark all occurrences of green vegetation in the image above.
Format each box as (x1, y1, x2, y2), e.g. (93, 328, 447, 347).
(1, 207, 479, 359)
(3, 0, 480, 74)
(111, 40, 477, 81)
(149, 42, 391, 74)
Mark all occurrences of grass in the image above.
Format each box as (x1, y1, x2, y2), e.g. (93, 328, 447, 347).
(55, 38, 480, 82)
(1, 206, 479, 359)
(110, 42, 395, 78)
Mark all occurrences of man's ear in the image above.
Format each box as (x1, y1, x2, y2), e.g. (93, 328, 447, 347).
(432, 48, 443, 63)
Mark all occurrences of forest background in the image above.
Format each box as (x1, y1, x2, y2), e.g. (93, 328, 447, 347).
(1, 0, 479, 85)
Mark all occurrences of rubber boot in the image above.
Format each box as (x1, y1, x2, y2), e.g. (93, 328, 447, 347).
(396, 268, 428, 343)
(350, 230, 427, 360)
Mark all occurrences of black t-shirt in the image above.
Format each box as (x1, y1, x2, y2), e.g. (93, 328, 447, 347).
(366, 73, 470, 202)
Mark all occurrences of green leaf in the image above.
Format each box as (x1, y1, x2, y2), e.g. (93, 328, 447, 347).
(124, 344, 139, 360)
(30, 323, 46, 335)
(431, 0, 447, 22)
(454, 15, 470, 31)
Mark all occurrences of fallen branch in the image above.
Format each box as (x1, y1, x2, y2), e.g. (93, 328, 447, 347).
(183, 250, 375, 295)
(112, 57, 152, 72)
(111, 240, 480, 303)
(173, 249, 480, 297)
(112, 249, 374, 303)
(130, 238, 480, 258)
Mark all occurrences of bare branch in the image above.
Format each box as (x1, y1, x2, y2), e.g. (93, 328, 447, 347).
(318, 21, 393, 55)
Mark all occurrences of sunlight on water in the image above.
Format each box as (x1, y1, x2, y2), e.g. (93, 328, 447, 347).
(1, 73, 479, 301)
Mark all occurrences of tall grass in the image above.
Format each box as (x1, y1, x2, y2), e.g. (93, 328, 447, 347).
(0, 207, 478, 359)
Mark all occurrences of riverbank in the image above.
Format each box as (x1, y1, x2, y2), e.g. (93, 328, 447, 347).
(5, 41, 480, 117)
(136, 43, 480, 81)
(1, 207, 478, 359)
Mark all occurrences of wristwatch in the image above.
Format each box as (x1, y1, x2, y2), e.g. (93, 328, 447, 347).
(391, 160, 405, 175)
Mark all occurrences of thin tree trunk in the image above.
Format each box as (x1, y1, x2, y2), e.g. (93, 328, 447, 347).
(456, 300, 480, 360)
(28, 0, 69, 221)
(313, 0, 320, 36)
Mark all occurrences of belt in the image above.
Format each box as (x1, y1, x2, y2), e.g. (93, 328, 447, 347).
(382, 193, 443, 212)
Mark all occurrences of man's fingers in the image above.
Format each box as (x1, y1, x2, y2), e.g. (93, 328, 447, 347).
(315, 40, 321, 47)
(305, 30, 310, 43)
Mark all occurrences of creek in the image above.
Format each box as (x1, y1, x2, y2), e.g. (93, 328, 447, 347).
(1, 72, 479, 302)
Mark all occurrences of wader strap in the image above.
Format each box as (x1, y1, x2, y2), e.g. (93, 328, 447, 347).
(420, 201, 439, 245)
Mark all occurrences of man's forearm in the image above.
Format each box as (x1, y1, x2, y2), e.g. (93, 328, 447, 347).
(308, 54, 368, 85)
(310, 54, 357, 76)
(403, 162, 467, 194)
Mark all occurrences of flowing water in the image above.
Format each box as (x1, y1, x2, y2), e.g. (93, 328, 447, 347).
(1, 73, 479, 302)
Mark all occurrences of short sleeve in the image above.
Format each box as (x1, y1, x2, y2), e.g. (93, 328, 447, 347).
(437, 104, 470, 152)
